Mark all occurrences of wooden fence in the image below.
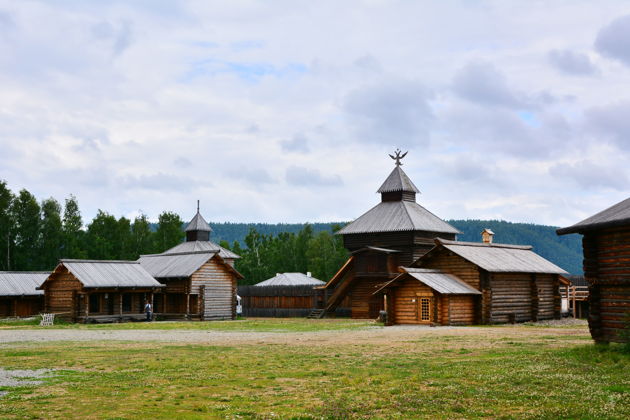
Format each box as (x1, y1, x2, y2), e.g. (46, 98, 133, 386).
(238, 285, 350, 318)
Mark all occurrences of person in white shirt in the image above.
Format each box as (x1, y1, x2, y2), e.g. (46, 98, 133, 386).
(144, 301, 153, 321)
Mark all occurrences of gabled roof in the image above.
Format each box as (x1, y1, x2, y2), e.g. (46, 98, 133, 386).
(418, 239, 567, 275)
(185, 211, 212, 232)
(164, 240, 240, 259)
(557, 197, 630, 235)
(0, 272, 48, 296)
(337, 201, 460, 235)
(139, 251, 243, 279)
(44, 260, 162, 289)
(377, 166, 420, 193)
(138, 251, 217, 278)
(374, 267, 481, 295)
(254, 272, 325, 287)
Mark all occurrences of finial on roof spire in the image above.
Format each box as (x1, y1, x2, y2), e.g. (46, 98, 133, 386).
(197, 200, 200, 213)
(389, 149, 408, 166)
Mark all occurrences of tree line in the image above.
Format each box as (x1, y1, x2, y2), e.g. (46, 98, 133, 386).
(221, 225, 349, 285)
(0, 180, 185, 271)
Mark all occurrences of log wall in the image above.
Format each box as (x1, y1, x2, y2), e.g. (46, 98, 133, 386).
(490, 273, 533, 323)
(191, 257, 236, 320)
(583, 227, 630, 343)
(0, 296, 43, 317)
(350, 278, 386, 319)
(421, 252, 481, 289)
(392, 278, 439, 324)
(448, 295, 475, 325)
(44, 270, 83, 320)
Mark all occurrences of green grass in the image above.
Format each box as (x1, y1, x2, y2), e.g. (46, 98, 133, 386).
(0, 318, 377, 332)
(0, 322, 628, 419)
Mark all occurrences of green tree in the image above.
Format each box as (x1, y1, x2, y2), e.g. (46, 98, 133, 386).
(306, 230, 348, 281)
(39, 197, 63, 269)
(62, 195, 86, 259)
(116, 216, 133, 260)
(86, 210, 119, 259)
(11, 189, 41, 270)
(132, 213, 154, 257)
(154, 211, 184, 252)
(0, 180, 14, 270)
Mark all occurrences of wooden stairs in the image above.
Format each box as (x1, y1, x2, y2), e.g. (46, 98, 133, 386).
(307, 309, 326, 319)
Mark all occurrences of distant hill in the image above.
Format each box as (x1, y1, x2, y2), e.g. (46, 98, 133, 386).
(202, 220, 584, 275)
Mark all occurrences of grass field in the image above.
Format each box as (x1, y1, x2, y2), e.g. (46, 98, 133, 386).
(0, 320, 628, 419)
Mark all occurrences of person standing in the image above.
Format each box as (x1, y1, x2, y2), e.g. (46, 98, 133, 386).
(144, 301, 153, 321)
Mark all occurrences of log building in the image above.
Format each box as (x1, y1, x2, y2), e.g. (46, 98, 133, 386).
(38, 260, 163, 322)
(0, 272, 47, 317)
(320, 151, 567, 325)
(319, 151, 460, 318)
(557, 197, 630, 343)
(138, 207, 242, 320)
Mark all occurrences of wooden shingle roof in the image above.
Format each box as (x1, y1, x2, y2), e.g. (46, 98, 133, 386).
(185, 211, 212, 232)
(0, 272, 47, 296)
(45, 260, 163, 289)
(418, 239, 567, 274)
(336, 200, 460, 235)
(377, 166, 420, 193)
(557, 197, 630, 235)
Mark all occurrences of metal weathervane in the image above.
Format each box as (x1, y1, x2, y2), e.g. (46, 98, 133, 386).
(389, 149, 408, 166)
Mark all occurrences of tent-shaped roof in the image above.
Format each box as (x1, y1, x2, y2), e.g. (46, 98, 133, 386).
(337, 201, 460, 235)
(557, 197, 630, 235)
(418, 239, 567, 274)
(254, 272, 325, 287)
(377, 166, 420, 193)
(0, 272, 48, 296)
(374, 267, 481, 295)
(185, 211, 212, 232)
(164, 240, 240, 259)
(45, 260, 162, 289)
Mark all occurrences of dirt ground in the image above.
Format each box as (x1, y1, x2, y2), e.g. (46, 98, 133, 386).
(0, 319, 589, 347)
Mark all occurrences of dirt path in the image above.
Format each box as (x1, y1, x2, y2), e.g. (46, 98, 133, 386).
(0, 320, 589, 347)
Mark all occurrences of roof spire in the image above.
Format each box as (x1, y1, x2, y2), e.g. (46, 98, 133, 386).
(389, 148, 407, 166)
(197, 200, 200, 213)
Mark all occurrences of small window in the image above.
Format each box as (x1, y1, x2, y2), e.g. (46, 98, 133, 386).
(420, 298, 431, 321)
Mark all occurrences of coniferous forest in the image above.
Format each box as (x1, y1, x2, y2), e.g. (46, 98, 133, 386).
(0, 180, 584, 285)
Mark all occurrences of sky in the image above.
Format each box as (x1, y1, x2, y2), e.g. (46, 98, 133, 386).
(1, 0, 630, 227)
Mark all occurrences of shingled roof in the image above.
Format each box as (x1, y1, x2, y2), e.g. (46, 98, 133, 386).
(0, 272, 47, 296)
(417, 238, 567, 274)
(163, 240, 240, 259)
(377, 166, 420, 193)
(254, 272, 325, 287)
(336, 200, 460, 235)
(374, 267, 481, 295)
(185, 211, 212, 232)
(557, 197, 630, 235)
(45, 260, 162, 289)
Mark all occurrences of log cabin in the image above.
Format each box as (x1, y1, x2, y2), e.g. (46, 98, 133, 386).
(38, 260, 163, 322)
(317, 151, 460, 319)
(0, 272, 47, 317)
(557, 197, 630, 343)
(238, 273, 328, 317)
(405, 238, 567, 324)
(137, 207, 242, 320)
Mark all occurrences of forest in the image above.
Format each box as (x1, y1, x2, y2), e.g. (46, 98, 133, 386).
(0, 181, 583, 286)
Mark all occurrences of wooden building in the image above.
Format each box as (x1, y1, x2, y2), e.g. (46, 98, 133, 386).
(0, 272, 47, 317)
(239, 273, 330, 317)
(407, 238, 567, 324)
(557, 197, 630, 343)
(318, 151, 460, 318)
(374, 267, 481, 325)
(138, 208, 242, 320)
(38, 260, 163, 323)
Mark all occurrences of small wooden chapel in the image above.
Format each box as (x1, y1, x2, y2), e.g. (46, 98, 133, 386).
(318, 151, 567, 325)
(317, 150, 460, 319)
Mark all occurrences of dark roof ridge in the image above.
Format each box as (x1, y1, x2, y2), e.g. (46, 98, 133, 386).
(557, 196, 630, 235)
(436, 238, 533, 250)
(60, 259, 140, 264)
(0, 271, 51, 274)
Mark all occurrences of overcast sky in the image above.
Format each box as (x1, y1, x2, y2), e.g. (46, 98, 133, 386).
(1, 1, 630, 227)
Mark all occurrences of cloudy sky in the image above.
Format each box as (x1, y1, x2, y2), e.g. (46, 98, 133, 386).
(1, 0, 630, 227)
